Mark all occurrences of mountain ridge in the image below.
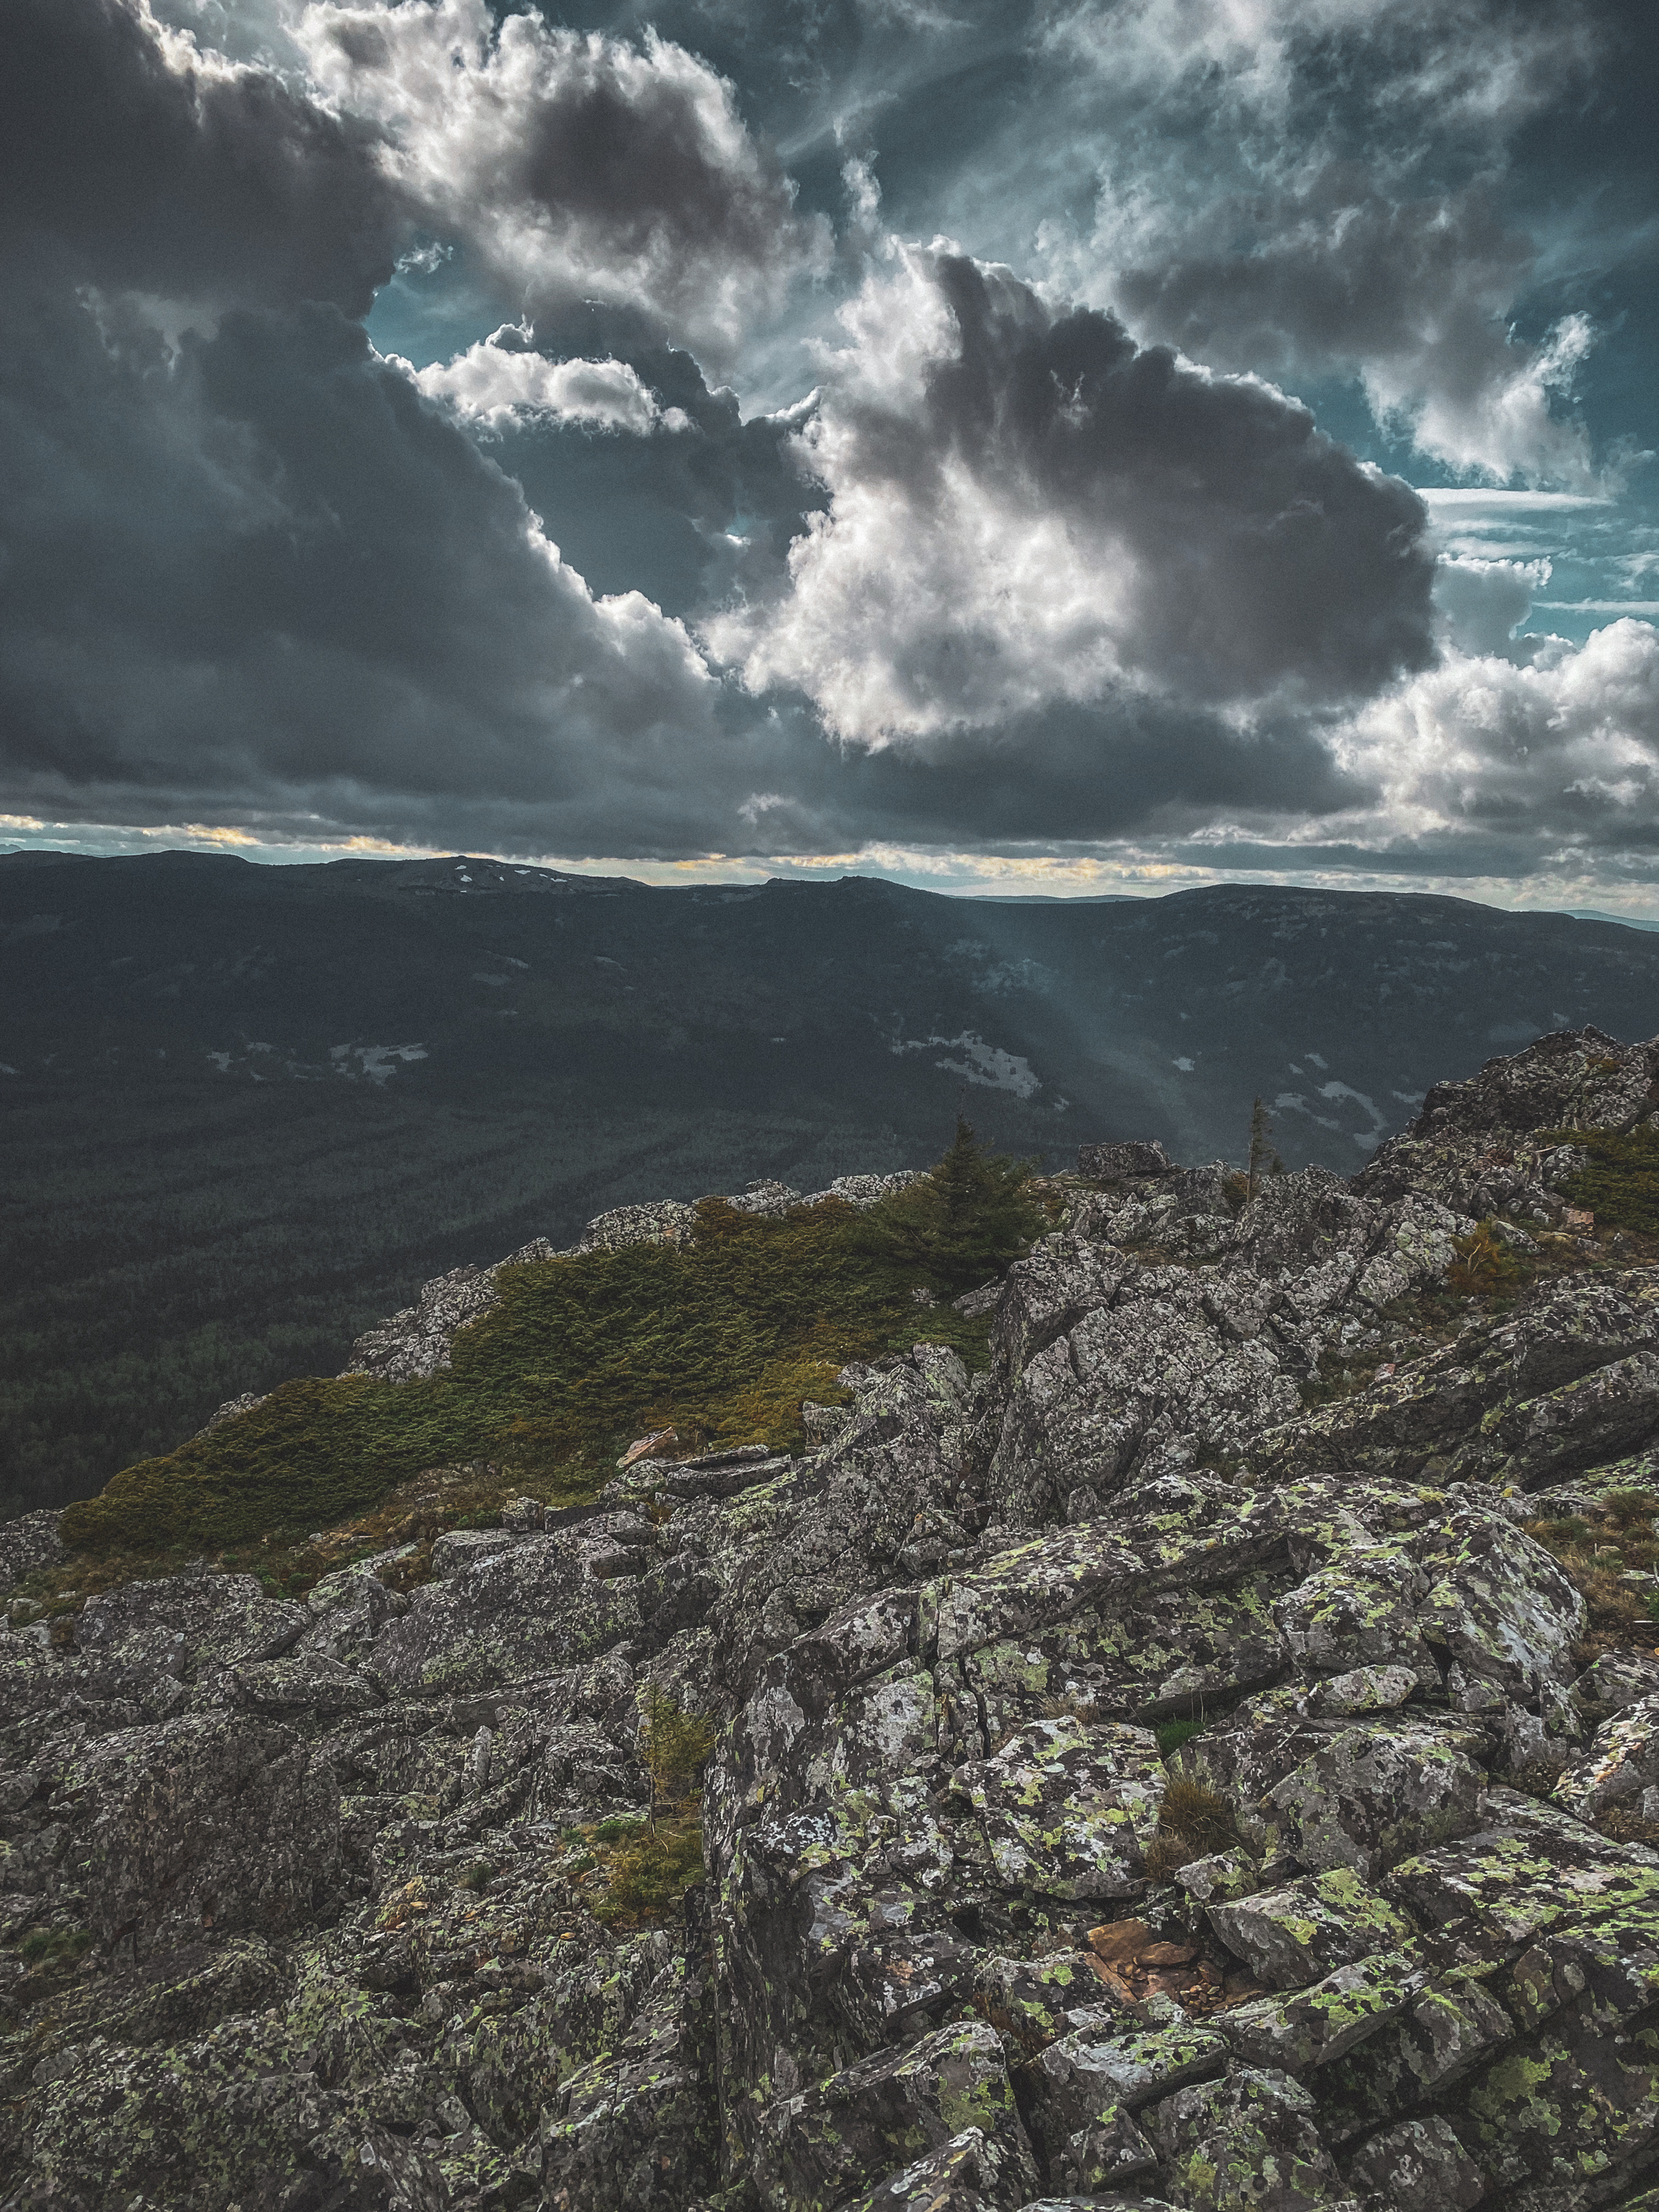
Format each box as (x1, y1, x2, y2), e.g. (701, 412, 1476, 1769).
(7, 859, 1659, 1519)
(3, 1025, 1659, 2204)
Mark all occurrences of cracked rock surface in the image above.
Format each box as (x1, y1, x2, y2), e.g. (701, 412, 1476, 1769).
(5, 1029, 1659, 2209)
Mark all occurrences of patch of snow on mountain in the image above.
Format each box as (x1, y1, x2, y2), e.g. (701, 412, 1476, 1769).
(1316, 1080, 1387, 1146)
(330, 1043, 429, 1084)
(1275, 1089, 1339, 1131)
(892, 1031, 1040, 1097)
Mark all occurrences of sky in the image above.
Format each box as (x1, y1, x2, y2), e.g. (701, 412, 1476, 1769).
(2, 0, 1657, 908)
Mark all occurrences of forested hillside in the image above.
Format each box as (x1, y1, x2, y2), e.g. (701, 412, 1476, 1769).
(6, 849, 1658, 1518)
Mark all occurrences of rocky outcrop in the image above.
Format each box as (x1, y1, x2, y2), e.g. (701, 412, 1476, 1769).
(340, 1236, 561, 1384)
(4, 1027, 1659, 2208)
(1355, 1025, 1658, 1221)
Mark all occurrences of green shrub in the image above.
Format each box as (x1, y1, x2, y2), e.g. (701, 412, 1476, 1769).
(1155, 1718, 1205, 1759)
(61, 1131, 1038, 1558)
(639, 1686, 716, 1823)
(18, 1928, 93, 1967)
(593, 1816, 647, 1844)
(1541, 1125, 1659, 1237)
(595, 1814, 706, 1922)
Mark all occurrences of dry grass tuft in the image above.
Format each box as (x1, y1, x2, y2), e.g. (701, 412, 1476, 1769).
(1526, 1489, 1659, 1663)
(1145, 1776, 1240, 1879)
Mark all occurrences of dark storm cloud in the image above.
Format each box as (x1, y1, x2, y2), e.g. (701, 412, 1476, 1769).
(301, 0, 830, 359)
(737, 693, 1367, 856)
(0, 0, 812, 855)
(3, 0, 405, 313)
(716, 249, 1437, 739)
(2, 0, 1652, 884)
(0, 281, 737, 840)
(0, 254, 1377, 860)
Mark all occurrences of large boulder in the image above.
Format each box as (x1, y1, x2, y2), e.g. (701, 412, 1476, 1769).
(1354, 1025, 1659, 1217)
(53, 1711, 340, 1948)
(368, 1532, 639, 1694)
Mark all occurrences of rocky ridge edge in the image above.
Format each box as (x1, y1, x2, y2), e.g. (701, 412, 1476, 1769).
(0, 1030, 1657, 2209)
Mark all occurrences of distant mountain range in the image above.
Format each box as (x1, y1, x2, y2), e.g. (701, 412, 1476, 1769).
(1567, 908, 1659, 933)
(5, 849, 1659, 1513)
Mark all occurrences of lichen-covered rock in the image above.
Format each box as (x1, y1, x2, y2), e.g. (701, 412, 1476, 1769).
(15, 1024, 1659, 2210)
(1175, 1691, 1489, 1877)
(1576, 1647, 1659, 1715)
(228, 1651, 384, 1718)
(1345, 2113, 1486, 2209)
(839, 2123, 1047, 2211)
(75, 1565, 309, 1688)
(1253, 1267, 1659, 1494)
(539, 1953, 716, 2210)
(0, 1507, 66, 1599)
(1212, 1950, 1429, 2074)
(1206, 1869, 1416, 1990)
(1555, 1690, 1659, 1820)
(752, 2019, 1040, 2212)
(20, 2018, 450, 2208)
(950, 1716, 1165, 1899)
(1020, 2022, 1228, 2121)
(53, 1711, 340, 1947)
(1077, 1140, 1176, 1182)
(368, 1531, 639, 1694)
(576, 1197, 698, 1252)
(1019, 2026, 1218, 2193)
(1149, 2065, 1350, 2208)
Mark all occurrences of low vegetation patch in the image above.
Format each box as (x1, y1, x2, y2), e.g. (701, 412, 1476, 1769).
(60, 1123, 1043, 1560)
(1144, 1775, 1240, 1881)
(16, 1926, 94, 1969)
(1542, 1123, 1659, 1240)
(1446, 1221, 1531, 1298)
(1525, 1486, 1659, 1661)
(1154, 1718, 1205, 1760)
(565, 1690, 716, 1927)
(27, 1459, 538, 1609)
(584, 1807, 707, 1925)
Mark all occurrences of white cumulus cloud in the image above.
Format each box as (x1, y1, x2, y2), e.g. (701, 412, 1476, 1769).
(397, 329, 690, 434)
(1338, 617, 1659, 850)
(297, 0, 830, 358)
(709, 244, 1435, 745)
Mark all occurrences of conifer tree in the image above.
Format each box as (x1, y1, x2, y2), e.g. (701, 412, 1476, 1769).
(858, 1116, 1047, 1288)
(1246, 1097, 1284, 1201)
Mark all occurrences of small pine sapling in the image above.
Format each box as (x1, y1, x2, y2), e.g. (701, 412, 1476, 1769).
(856, 1116, 1047, 1289)
(1246, 1097, 1285, 1203)
(638, 1685, 715, 1833)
